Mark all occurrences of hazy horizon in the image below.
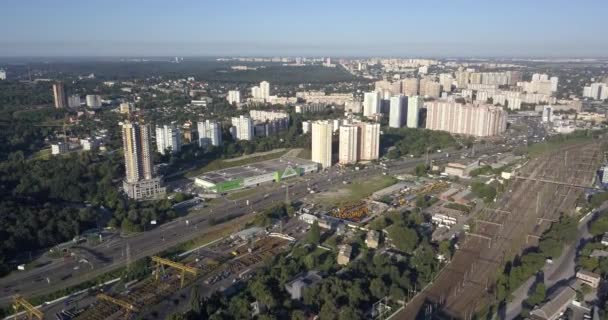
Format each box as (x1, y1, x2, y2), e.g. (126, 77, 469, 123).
(2, 0, 608, 57)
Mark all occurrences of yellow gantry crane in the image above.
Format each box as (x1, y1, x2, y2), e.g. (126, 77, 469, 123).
(152, 256, 198, 288)
(97, 293, 138, 319)
(12, 295, 43, 320)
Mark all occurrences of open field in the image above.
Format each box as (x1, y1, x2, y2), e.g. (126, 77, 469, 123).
(399, 141, 604, 318)
(311, 175, 397, 207)
(185, 148, 289, 177)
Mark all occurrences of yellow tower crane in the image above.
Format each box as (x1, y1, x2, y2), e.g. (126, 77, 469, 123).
(96, 293, 138, 319)
(12, 295, 43, 320)
(152, 256, 199, 288)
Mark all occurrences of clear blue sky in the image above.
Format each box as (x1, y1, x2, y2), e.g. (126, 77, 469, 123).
(1, 0, 606, 57)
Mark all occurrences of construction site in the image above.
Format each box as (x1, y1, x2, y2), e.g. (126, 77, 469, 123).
(399, 141, 606, 319)
(10, 230, 295, 320)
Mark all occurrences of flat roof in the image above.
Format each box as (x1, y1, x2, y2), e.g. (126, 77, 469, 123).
(196, 156, 318, 185)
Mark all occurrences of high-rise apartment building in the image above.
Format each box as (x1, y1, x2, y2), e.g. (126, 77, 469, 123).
(67, 94, 81, 108)
(120, 102, 134, 114)
(0, 69, 6, 80)
(231, 115, 254, 141)
(122, 121, 165, 199)
(357, 122, 380, 161)
(542, 106, 553, 123)
(311, 120, 333, 168)
(227, 90, 241, 105)
(155, 123, 182, 155)
(407, 96, 423, 128)
(86, 94, 102, 108)
(401, 78, 419, 96)
(52, 82, 67, 109)
(260, 81, 270, 101)
(425, 102, 507, 137)
(363, 91, 381, 117)
(197, 120, 222, 147)
(339, 125, 359, 165)
(389, 95, 408, 128)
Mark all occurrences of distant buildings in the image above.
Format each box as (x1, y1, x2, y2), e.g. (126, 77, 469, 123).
(0, 69, 5, 80)
(121, 121, 165, 200)
(197, 120, 222, 147)
(67, 94, 81, 108)
(120, 102, 134, 114)
(52, 82, 67, 109)
(401, 78, 419, 96)
(311, 120, 333, 168)
(363, 91, 381, 117)
(407, 96, 423, 128)
(231, 115, 254, 141)
(155, 123, 182, 155)
(542, 105, 553, 123)
(51, 142, 69, 155)
(583, 82, 608, 100)
(518, 73, 557, 95)
(251, 81, 270, 102)
(302, 120, 311, 134)
(389, 95, 408, 128)
(86, 94, 102, 108)
(426, 101, 507, 137)
(227, 90, 241, 105)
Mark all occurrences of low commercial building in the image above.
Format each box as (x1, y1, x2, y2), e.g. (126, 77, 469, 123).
(51, 142, 69, 155)
(366, 230, 380, 249)
(576, 270, 601, 288)
(529, 286, 576, 320)
(443, 162, 479, 178)
(337, 244, 352, 265)
(194, 157, 318, 193)
(284, 271, 323, 300)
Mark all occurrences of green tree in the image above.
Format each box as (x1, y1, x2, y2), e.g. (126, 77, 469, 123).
(387, 224, 419, 253)
(307, 220, 321, 245)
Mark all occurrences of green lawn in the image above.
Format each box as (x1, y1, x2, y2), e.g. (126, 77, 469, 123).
(185, 149, 289, 177)
(314, 175, 398, 207)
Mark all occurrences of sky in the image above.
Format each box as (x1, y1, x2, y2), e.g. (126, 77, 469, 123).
(1, 0, 607, 57)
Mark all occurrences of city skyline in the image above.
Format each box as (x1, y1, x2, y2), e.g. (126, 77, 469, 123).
(2, 0, 608, 57)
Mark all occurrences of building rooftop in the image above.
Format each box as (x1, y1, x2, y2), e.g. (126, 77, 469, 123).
(529, 286, 576, 320)
(196, 156, 318, 184)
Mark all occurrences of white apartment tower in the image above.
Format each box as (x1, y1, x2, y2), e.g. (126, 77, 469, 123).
(260, 81, 270, 101)
(389, 95, 408, 128)
(231, 115, 254, 141)
(311, 120, 333, 168)
(227, 90, 241, 105)
(363, 91, 381, 117)
(197, 120, 222, 147)
(357, 123, 380, 161)
(155, 123, 182, 155)
(339, 125, 359, 165)
(425, 102, 507, 137)
(407, 96, 423, 128)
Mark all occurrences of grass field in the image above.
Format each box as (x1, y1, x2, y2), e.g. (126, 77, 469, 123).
(527, 137, 592, 158)
(185, 149, 289, 177)
(312, 175, 398, 207)
(225, 188, 260, 200)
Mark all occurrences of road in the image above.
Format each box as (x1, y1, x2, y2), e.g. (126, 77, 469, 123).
(503, 204, 607, 319)
(0, 144, 499, 307)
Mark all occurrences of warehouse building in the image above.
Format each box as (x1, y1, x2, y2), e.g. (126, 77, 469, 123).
(194, 156, 318, 193)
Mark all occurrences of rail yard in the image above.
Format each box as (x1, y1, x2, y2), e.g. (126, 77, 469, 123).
(399, 141, 606, 318)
